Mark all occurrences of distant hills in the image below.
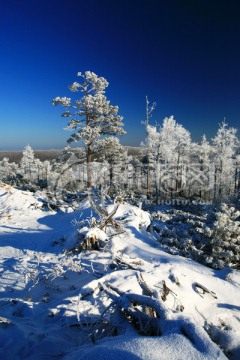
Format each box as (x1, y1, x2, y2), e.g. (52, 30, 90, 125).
(0, 146, 141, 163)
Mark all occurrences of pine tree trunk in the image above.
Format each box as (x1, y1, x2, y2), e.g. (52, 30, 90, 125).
(234, 164, 238, 193)
(147, 156, 151, 199)
(109, 166, 113, 191)
(87, 142, 92, 190)
(86, 100, 92, 190)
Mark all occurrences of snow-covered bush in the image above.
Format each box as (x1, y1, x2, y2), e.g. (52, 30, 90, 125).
(151, 204, 240, 270)
(203, 204, 240, 269)
(78, 226, 109, 250)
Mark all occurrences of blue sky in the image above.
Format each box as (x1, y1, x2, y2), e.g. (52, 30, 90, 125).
(1, 0, 240, 150)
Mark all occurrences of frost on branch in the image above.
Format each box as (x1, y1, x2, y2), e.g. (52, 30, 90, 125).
(67, 125, 102, 144)
(52, 96, 71, 107)
(68, 81, 81, 92)
(85, 71, 109, 92)
(61, 111, 72, 118)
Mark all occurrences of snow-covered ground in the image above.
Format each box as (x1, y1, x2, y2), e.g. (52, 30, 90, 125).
(0, 185, 240, 359)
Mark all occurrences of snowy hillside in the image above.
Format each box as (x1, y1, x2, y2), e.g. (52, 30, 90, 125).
(0, 185, 240, 359)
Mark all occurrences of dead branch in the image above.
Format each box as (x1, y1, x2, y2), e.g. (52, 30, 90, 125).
(102, 282, 125, 297)
(99, 280, 220, 355)
(102, 282, 168, 320)
(90, 198, 108, 219)
(114, 256, 142, 270)
(101, 282, 161, 336)
(161, 280, 171, 301)
(136, 272, 157, 317)
(0, 214, 12, 218)
(98, 204, 120, 230)
(193, 282, 217, 299)
(137, 272, 154, 297)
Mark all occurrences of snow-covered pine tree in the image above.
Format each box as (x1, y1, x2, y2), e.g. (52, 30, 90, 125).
(52, 71, 126, 189)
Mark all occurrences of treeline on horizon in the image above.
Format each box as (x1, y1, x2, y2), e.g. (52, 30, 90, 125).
(0, 116, 239, 205)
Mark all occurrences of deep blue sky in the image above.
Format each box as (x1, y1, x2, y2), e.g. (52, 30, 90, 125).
(1, 0, 240, 150)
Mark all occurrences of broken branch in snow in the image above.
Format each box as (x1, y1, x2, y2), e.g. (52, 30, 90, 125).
(193, 282, 217, 299)
(137, 272, 154, 297)
(89, 192, 125, 232)
(0, 213, 12, 218)
(136, 272, 157, 318)
(161, 280, 171, 301)
(101, 275, 186, 336)
(98, 204, 121, 230)
(101, 281, 169, 335)
(101, 280, 219, 353)
(90, 198, 108, 219)
(79, 194, 125, 251)
(114, 255, 143, 270)
(101, 282, 125, 297)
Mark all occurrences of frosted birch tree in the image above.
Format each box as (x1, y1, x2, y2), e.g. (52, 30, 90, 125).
(144, 124, 161, 200)
(53, 71, 125, 189)
(212, 121, 239, 200)
(157, 116, 191, 198)
(142, 116, 191, 201)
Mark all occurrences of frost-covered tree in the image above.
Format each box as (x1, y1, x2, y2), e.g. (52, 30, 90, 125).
(191, 135, 214, 201)
(53, 71, 126, 189)
(199, 135, 212, 165)
(159, 116, 191, 165)
(42, 160, 51, 183)
(212, 121, 239, 200)
(34, 158, 43, 183)
(93, 137, 129, 192)
(144, 116, 191, 200)
(143, 124, 161, 200)
(20, 145, 35, 181)
(145, 96, 156, 198)
(156, 116, 191, 199)
(0, 157, 11, 181)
